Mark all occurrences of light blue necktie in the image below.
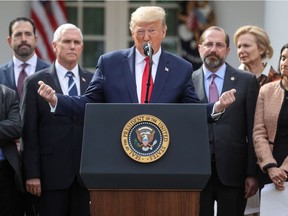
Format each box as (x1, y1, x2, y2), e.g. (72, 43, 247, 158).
(66, 71, 77, 96)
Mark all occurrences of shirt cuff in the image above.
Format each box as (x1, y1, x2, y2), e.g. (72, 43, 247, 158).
(211, 105, 225, 120)
(49, 102, 57, 113)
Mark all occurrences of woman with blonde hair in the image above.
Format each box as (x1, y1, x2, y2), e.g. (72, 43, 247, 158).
(234, 25, 281, 86)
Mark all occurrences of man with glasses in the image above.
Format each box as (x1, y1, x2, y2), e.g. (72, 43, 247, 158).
(192, 26, 259, 216)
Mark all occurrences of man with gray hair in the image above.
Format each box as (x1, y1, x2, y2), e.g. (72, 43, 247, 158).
(21, 23, 93, 215)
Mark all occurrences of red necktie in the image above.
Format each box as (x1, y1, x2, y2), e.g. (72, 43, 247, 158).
(209, 74, 219, 103)
(17, 63, 28, 98)
(141, 57, 153, 103)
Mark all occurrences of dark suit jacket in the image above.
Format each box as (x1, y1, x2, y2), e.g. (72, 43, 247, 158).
(0, 58, 50, 99)
(0, 85, 23, 191)
(192, 64, 259, 187)
(55, 47, 213, 117)
(21, 64, 93, 190)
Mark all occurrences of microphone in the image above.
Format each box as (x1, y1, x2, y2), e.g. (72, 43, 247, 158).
(142, 43, 154, 104)
(143, 43, 154, 58)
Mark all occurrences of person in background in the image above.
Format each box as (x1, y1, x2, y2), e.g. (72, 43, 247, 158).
(0, 84, 23, 216)
(21, 23, 93, 216)
(253, 43, 288, 191)
(0, 17, 49, 100)
(234, 25, 281, 215)
(234, 25, 281, 87)
(178, 0, 216, 70)
(0, 17, 50, 216)
(192, 26, 259, 216)
(37, 6, 235, 119)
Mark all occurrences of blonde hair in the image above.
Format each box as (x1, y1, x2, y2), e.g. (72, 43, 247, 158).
(129, 6, 167, 32)
(234, 25, 273, 60)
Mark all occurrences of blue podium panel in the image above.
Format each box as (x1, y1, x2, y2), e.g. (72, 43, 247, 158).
(80, 103, 211, 189)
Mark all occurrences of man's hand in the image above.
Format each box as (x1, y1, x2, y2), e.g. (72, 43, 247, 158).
(26, 178, 41, 197)
(38, 81, 57, 107)
(214, 88, 236, 113)
(245, 176, 258, 198)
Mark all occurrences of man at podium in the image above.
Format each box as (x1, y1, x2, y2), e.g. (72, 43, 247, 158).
(37, 6, 235, 117)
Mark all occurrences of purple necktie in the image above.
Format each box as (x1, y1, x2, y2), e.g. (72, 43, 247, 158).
(17, 63, 28, 98)
(209, 74, 219, 103)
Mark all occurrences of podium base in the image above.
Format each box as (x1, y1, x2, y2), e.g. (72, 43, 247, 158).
(90, 190, 200, 216)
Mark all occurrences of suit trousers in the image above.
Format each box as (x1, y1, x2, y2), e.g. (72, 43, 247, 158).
(199, 159, 247, 216)
(39, 178, 90, 216)
(22, 191, 39, 216)
(0, 160, 24, 216)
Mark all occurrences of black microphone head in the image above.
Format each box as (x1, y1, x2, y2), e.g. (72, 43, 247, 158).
(143, 43, 154, 57)
(143, 43, 149, 57)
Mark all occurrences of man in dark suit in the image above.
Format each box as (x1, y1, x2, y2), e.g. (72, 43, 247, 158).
(192, 26, 259, 216)
(0, 17, 49, 100)
(21, 23, 93, 216)
(38, 6, 235, 118)
(0, 85, 23, 216)
(0, 17, 50, 216)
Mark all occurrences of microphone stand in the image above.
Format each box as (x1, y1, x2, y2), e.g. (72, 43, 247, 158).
(144, 47, 153, 104)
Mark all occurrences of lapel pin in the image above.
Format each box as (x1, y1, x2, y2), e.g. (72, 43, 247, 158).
(165, 67, 169, 72)
(231, 77, 235, 81)
(82, 77, 86, 82)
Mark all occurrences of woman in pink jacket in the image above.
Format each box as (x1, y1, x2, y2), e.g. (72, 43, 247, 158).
(253, 43, 288, 190)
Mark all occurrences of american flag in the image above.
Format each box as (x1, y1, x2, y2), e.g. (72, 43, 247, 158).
(31, 0, 68, 63)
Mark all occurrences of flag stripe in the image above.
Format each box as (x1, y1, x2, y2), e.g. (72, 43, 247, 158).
(31, 10, 55, 61)
(52, 1, 67, 24)
(31, 0, 68, 63)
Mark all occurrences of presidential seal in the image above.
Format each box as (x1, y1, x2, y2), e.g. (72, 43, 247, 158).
(121, 114, 170, 163)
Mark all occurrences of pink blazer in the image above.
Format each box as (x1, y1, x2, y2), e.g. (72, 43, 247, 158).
(253, 80, 288, 172)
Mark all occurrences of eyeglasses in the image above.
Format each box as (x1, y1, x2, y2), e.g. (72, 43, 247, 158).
(202, 42, 226, 49)
(136, 29, 157, 36)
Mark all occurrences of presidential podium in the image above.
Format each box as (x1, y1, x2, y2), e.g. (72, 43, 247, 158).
(80, 104, 211, 216)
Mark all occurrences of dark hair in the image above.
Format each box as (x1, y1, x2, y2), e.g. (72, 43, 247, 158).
(278, 43, 288, 72)
(199, 26, 230, 48)
(9, 17, 36, 37)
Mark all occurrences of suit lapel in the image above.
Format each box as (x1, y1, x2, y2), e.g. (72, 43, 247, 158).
(193, 67, 208, 102)
(35, 58, 49, 72)
(123, 47, 138, 103)
(150, 52, 169, 102)
(4, 61, 17, 91)
(222, 64, 238, 93)
(45, 64, 63, 94)
(78, 67, 90, 94)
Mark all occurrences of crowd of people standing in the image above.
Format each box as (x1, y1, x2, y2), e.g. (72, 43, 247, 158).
(0, 5, 287, 216)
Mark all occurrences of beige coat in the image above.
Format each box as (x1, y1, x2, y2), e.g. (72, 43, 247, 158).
(253, 80, 288, 172)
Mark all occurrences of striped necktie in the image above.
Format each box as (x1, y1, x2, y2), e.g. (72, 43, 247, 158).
(66, 71, 77, 96)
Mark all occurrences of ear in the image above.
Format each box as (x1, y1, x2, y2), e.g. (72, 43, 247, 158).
(7, 37, 12, 48)
(161, 28, 166, 39)
(52, 41, 57, 53)
(34, 35, 38, 46)
(198, 44, 202, 54)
